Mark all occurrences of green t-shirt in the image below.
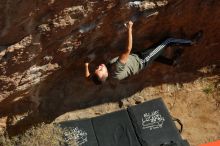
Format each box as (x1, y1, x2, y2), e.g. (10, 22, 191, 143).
(108, 54, 144, 80)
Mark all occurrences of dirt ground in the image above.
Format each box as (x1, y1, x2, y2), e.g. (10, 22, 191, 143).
(55, 68, 220, 146)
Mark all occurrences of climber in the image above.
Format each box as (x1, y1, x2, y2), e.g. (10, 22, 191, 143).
(84, 21, 199, 84)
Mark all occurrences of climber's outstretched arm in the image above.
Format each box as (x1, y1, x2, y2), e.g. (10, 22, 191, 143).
(119, 21, 133, 64)
(85, 62, 90, 79)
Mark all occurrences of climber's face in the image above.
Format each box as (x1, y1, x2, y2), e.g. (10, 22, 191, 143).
(95, 64, 108, 81)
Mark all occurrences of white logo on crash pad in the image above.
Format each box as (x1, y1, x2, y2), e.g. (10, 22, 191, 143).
(142, 110, 165, 130)
(64, 126, 88, 145)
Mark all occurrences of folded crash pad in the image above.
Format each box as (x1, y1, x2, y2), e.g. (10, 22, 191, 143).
(92, 110, 141, 146)
(59, 119, 98, 146)
(128, 98, 189, 146)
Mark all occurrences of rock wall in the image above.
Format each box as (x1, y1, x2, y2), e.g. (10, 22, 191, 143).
(0, 0, 220, 137)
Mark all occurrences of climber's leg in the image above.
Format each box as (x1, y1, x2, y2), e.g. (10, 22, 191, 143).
(140, 38, 192, 67)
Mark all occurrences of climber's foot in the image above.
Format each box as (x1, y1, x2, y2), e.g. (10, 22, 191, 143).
(191, 30, 203, 45)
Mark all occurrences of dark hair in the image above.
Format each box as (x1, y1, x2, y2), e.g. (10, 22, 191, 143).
(90, 63, 110, 85)
(90, 74, 102, 85)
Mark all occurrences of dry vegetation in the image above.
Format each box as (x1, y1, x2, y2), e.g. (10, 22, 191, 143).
(0, 123, 77, 146)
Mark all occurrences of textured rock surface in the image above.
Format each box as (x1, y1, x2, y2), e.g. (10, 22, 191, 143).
(0, 0, 220, 145)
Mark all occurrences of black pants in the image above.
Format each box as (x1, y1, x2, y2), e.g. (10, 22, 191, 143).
(137, 38, 192, 67)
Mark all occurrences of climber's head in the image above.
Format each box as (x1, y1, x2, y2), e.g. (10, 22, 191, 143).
(92, 64, 108, 84)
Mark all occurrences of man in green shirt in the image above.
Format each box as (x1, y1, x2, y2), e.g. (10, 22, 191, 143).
(85, 21, 194, 84)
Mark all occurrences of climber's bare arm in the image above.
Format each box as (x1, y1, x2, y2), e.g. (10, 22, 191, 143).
(85, 62, 90, 79)
(119, 21, 133, 64)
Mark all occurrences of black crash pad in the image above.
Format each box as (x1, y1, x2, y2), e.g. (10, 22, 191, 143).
(59, 119, 98, 146)
(92, 110, 141, 146)
(128, 98, 189, 146)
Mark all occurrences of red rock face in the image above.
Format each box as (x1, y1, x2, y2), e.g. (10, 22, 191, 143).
(0, 0, 220, 137)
